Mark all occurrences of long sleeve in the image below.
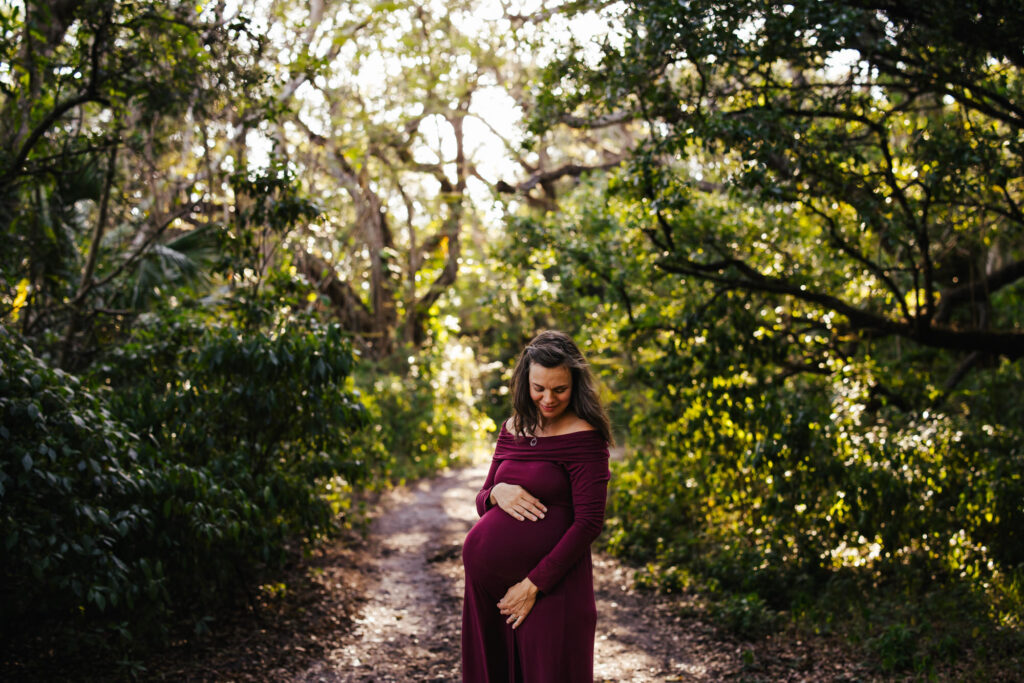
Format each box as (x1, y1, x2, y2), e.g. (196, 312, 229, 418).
(526, 457, 610, 593)
(474, 457, 501, 517)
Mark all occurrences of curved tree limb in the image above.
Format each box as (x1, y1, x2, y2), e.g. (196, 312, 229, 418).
(803, 201, 913, 323)
(560, 110, 636, 129)
(295, 251, 375, 334)
(658, 255, 1024, 359)
(934, 259, 1024, 325)
(0, 92, 110, 189)
(498, 157, 626, 194)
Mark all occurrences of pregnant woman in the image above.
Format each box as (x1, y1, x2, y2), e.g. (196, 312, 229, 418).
(462, 330, 612, 682)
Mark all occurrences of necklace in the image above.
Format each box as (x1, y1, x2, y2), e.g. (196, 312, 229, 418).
(521, 411, 571, 446)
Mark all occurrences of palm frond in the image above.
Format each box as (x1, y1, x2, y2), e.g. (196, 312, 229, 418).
(120, 226, 220, 309)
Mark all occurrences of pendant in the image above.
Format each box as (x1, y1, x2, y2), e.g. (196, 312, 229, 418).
(530, 437, 538, 447)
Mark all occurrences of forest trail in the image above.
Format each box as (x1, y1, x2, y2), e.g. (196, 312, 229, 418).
(277, 462, 859, 682)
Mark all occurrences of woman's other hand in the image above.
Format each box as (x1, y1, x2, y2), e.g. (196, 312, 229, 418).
(497, 577, 539, 629)
(490, 483, 547, 521)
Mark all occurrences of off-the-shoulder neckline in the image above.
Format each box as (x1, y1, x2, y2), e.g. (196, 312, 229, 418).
(499, 422, 598, 439)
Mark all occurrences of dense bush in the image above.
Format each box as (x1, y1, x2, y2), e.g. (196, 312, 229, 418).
(602, 352, 1024, 670)
(0, 312, 367, 658)
(92, 311, 367, 608)
(1, 326, 164, 652)
(607, 357, 1024, 582)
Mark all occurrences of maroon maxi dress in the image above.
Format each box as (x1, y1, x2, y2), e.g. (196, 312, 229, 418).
(461, 424, 610, 682)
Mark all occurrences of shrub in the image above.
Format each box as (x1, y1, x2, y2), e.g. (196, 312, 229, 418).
(602, 356, 1024, 670)
(0, 311, 367, 661)
(93, 311, 367, 611)
(0, 325, 164, 652)
(350, 337, 495, 484)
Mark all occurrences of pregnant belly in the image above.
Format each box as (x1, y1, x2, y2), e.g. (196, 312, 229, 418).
(462, 506, 571, 585)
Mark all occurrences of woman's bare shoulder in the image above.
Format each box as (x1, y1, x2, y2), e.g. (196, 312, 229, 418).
(559, 415, 596, 435)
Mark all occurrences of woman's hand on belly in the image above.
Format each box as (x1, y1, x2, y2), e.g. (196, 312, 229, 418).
(497, 577, 539, 629)
(490, 483, 547, 521)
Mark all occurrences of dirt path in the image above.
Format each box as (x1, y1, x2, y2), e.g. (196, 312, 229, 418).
(282, 463, 866, 682)
(295, 465, 480, 681)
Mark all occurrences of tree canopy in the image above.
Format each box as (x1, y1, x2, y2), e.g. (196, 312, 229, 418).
(529, 0, 1024, 382)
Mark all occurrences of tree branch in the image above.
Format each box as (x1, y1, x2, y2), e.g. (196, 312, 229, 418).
(658, 255, 1024, 359)
(295, 251, 375, 333)
(559, 110, 635, 129)
(803, 201, 912, 322)
(1, 93, 109, 188)
(497, 157, 625, 194)
(410, 102, 470, 332)
(58, 142, 118, 368)
(934, 259, 1024, 325)
(74, 144, 119, 303)
(89, 201, 198, 292)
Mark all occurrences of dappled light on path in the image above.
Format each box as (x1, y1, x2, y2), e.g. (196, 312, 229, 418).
(288, 464, 865, 682)
(290, 464, 717, 681)
(294, 466, 481, 681)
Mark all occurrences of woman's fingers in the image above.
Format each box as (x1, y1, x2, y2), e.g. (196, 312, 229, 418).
(512, 502, 542, 521)
(517, 495, 546, 518)
(511, 492, 546, 520)
(497, 485, 546, 521)
(498, 601, 533, 629)
(508, 501, 529, 521)
(519, 492, 547, 512)
(497, 578, 538, 629)
(499, 602, 525, 627)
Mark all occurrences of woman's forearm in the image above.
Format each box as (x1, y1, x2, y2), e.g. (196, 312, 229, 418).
(526, 458, 610, 592)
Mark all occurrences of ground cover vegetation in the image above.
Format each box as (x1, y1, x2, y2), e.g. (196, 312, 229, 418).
(493, 0, 1024, 676)
(2, 0, 1023, 677)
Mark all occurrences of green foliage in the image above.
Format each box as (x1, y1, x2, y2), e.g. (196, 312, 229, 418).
(351, 332, 495, 484)
(514, 0, 1024, 671)
(607, 362, 1024, 577)
(0, 325, 163, 650)
(92, 309, 367, 597)
(0, 310, 367, 658)
(496, 162, 1024, 670)
(530, 0, 1024, 358)
(708, 592, 779, 640)
(604, 319, 1024, 668)
(0, 1, 493, 667)
(1, 0, 518, 674)
(870, 622, 921, 672)
(0, 0, 277, 365)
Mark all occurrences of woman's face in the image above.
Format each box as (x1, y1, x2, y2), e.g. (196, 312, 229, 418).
(528, 363, 572, 423)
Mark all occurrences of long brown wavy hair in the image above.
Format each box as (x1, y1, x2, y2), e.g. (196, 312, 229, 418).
(509, 330, 613, 445)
